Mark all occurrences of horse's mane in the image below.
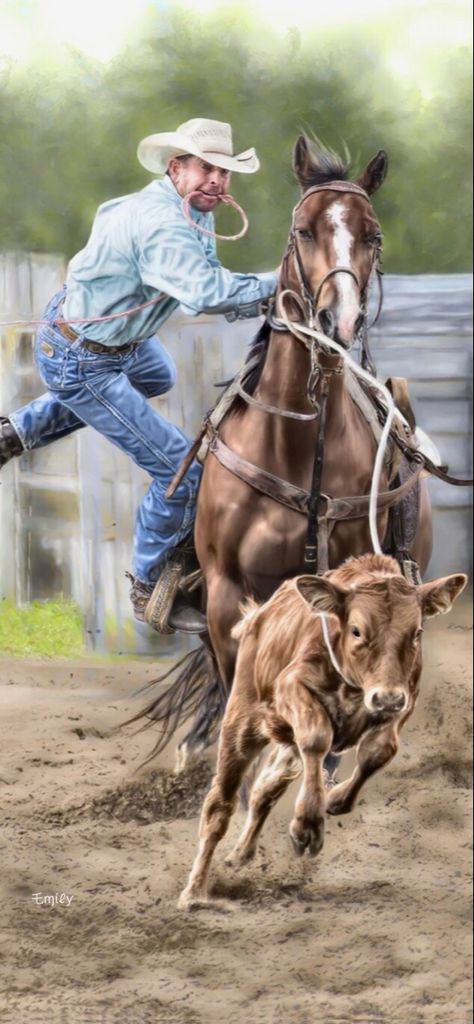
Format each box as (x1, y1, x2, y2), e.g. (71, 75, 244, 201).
(227, 320, 271, 409)
(295, 134, 351, 191)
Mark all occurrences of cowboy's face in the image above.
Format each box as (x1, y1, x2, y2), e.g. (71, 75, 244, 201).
(168, 156, 231, 212)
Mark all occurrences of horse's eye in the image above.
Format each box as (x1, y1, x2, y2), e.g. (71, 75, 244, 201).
(367, 232, 382, 246)
(297, 229, 313, 241)
(351, 625, 362, 639)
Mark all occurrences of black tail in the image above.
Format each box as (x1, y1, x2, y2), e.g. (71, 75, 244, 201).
(121, 644, 228, 767)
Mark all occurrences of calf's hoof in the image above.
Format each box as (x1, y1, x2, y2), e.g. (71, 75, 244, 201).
(289, 820, 324, 858)
(177, 888, 208, 911)
(326, 786, 354, 816)
(225, 846, 256, 870)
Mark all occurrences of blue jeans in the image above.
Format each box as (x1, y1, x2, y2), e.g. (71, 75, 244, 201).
(10, 289, 201, 584)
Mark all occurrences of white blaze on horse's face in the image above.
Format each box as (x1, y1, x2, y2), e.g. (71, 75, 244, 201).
(326, 201, 361, 344)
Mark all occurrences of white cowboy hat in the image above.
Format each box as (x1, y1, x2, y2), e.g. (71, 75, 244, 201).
(137, 118, 260, 175)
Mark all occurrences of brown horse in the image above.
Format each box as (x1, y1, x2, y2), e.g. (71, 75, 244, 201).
(135, 136, 433, 764)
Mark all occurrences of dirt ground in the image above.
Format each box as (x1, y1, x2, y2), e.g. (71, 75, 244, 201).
(0, 597, 472, 1024)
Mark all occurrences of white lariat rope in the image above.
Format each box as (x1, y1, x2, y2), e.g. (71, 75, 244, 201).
(275, 293, 400, 556)
(313, 612, 357, 689)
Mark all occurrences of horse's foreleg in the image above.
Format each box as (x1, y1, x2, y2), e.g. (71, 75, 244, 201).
(276, 667, 333, 858)
(226, 743, 302, 869)
(174, 573, 243, 771)
(205, 572, 244, 687)
(178, 708, 267, 909)
(409, 477, 433, 577)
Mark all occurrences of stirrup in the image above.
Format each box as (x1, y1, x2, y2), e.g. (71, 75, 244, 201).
(145, 561, 183, 634)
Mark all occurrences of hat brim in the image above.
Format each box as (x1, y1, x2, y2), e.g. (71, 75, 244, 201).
(137, 131, 260, 175)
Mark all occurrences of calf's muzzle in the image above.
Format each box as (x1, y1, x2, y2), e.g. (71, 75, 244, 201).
(365, 687, 407, 714)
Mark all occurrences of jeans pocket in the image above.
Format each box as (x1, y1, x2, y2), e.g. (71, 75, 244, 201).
(35, 331, 70, 390)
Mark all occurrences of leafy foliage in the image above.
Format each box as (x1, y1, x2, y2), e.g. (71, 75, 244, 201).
(0, 7, 471, 272)
(0, 600, 84, 656)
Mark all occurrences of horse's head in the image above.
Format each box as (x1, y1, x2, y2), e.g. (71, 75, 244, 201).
(279, 135, 388, 348)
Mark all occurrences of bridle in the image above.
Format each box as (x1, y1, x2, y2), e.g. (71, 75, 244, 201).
(280, 180, 384, 374)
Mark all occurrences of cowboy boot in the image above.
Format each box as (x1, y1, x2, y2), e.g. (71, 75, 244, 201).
(0, 418, 24, 469)
(127, 534, 207, 635)
(125, 572, 155, 623)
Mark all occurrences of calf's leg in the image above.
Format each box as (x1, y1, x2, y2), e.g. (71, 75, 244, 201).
(178, 711, 267, 909)
(276, 668, 333, 857)
(326, 722, 400, 816)
(226, 743, 302, 868)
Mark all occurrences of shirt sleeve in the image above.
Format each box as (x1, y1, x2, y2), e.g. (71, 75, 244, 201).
(137, 205, 278, 318)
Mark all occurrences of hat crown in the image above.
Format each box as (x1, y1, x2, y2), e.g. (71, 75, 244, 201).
(176, 118, 233, 157)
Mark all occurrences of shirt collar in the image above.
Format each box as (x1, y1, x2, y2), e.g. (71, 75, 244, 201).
(157, 174, 211, 225)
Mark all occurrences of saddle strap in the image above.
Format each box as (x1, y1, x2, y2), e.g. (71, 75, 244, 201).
(208, 429, 423, 521)
(208, 431, 309, 515)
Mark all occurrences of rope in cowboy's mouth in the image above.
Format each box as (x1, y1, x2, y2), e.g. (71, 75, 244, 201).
(0, 193, 249, 330)
(181, 191, 249, 241)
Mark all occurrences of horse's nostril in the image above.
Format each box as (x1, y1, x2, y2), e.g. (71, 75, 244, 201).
(318, 309, 335, 337)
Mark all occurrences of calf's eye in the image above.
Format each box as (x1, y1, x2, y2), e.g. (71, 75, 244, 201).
(351, 625, 362, 639)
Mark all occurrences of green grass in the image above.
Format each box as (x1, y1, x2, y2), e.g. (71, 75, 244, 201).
(0, 600, 85, 657)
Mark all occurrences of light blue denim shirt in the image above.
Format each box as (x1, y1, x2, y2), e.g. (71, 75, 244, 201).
(63, 176, 278, 347)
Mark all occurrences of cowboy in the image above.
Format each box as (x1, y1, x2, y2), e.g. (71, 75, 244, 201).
(0, 118, 278, 632)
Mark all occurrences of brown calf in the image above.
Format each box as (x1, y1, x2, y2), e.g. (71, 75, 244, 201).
(178, 554, 467, 909)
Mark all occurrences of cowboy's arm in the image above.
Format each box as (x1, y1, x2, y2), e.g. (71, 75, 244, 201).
(138, 210, 277, 318)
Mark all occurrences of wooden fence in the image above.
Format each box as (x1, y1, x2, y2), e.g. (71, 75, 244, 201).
(0, 253, 471, 653)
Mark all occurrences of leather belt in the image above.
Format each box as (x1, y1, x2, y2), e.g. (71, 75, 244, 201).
(55, 319, 139, 356)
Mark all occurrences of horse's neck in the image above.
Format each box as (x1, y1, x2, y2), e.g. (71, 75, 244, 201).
(255, 331, 313, 413)
(255, 331, 350, 427)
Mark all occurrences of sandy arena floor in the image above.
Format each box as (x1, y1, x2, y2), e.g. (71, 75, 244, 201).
(0, 597, 472, 1024)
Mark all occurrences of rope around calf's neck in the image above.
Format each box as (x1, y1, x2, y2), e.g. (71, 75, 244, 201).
(313, 612, 357, 689)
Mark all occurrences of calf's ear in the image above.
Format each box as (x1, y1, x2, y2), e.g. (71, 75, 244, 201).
(296, 576, 346, 619)
(418, 573, 468, 619)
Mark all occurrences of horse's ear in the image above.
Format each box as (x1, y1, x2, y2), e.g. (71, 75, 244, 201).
(293, 135, 312, 192)
(356, 150, 388, 195)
